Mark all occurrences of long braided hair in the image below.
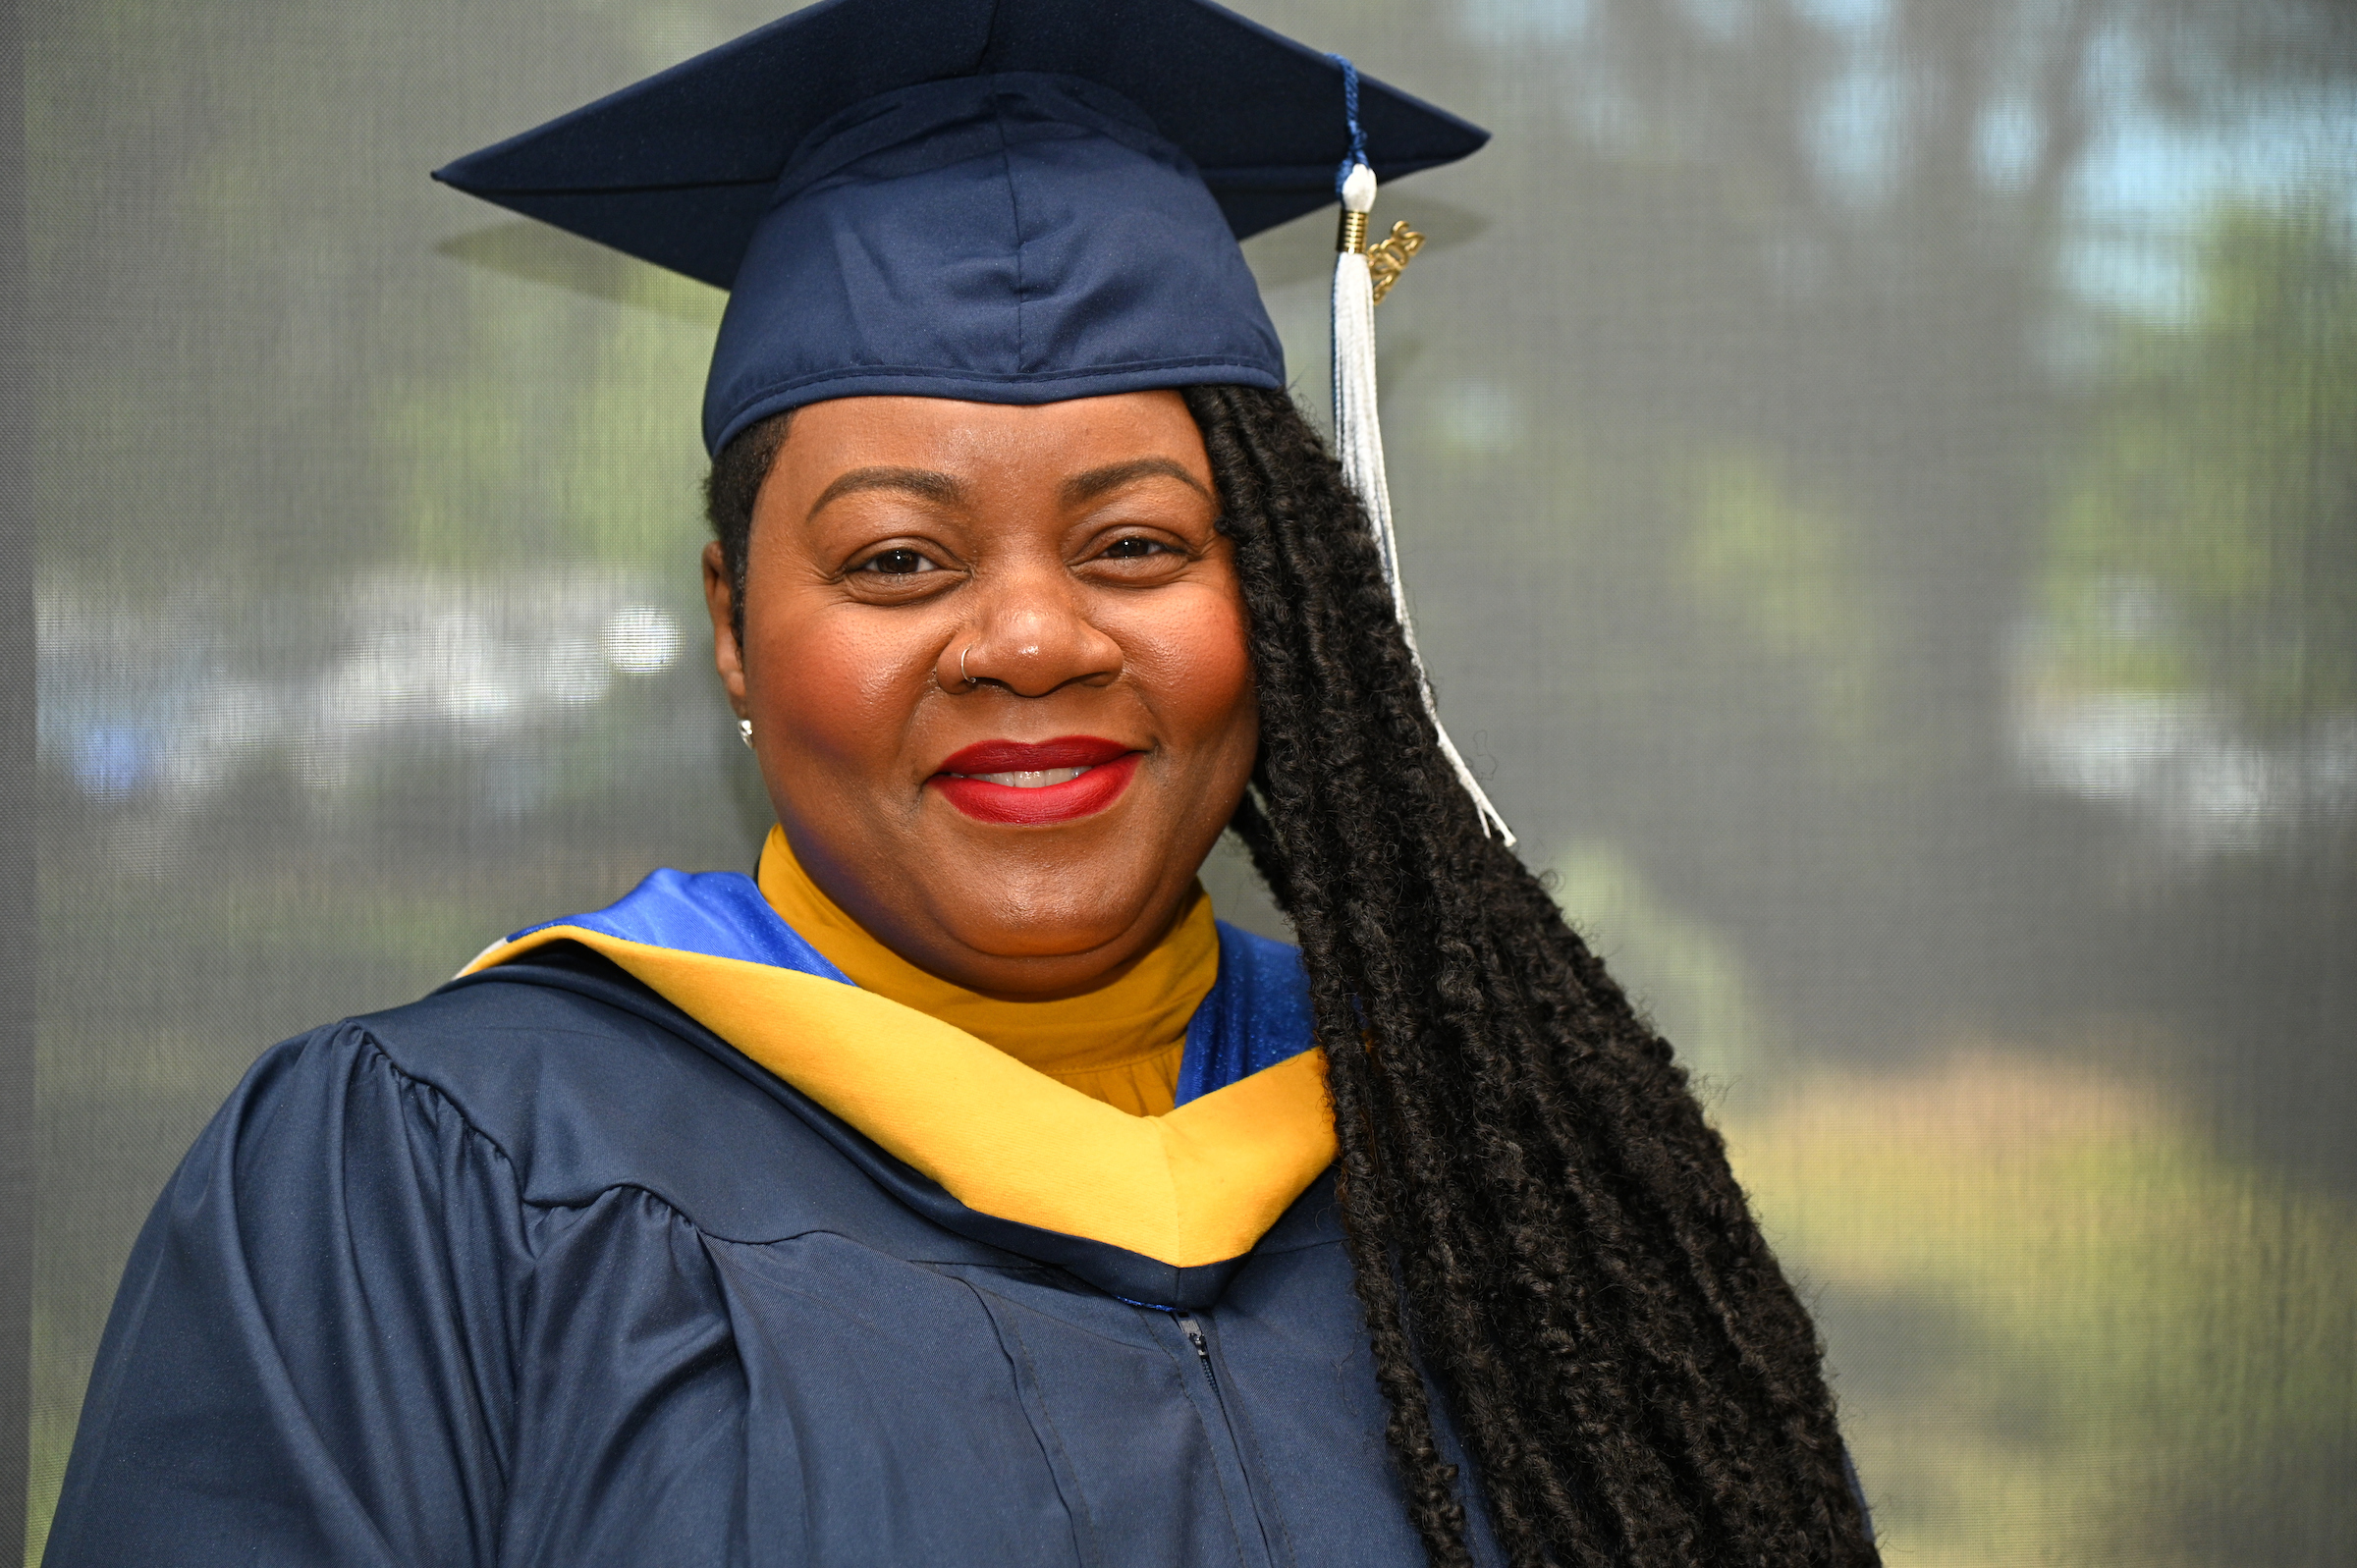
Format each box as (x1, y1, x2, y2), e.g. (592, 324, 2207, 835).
(707, 385, 1880, 1568)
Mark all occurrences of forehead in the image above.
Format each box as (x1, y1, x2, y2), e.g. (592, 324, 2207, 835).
(761, 392, 1214, 504)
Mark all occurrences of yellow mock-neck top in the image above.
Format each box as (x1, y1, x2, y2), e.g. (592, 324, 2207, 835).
(755, 826, 1214, 1117)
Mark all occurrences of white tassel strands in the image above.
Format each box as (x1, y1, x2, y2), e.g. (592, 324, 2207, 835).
(1330, 161, 1515, 845)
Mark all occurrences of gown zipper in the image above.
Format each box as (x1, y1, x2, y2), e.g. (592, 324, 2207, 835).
(1177, 1312, 1219, 1392)
(1171, 1311, 1278, 1567)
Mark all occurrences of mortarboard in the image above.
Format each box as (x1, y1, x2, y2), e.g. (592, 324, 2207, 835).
(436, 0, 1512, 840)
(434, 0, 1486, 453)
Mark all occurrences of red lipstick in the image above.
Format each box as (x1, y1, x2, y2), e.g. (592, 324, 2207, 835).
(931, 735, 1141, 826)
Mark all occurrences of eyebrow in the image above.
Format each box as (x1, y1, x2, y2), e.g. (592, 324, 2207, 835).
(1060, 458, 1214, 507)
(806, 466, 964, 521)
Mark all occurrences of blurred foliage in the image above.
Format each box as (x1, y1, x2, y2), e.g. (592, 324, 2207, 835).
(2042, 199, 2357, 734)
(1562, 855, 2357, 1567)
(1735, 1051, 2357, 1568)
(1552, 839, 1773, 1091)
(380, 259, 723, 570)
(1685, 450, 1886, 760)
(24, 0, 734, 593)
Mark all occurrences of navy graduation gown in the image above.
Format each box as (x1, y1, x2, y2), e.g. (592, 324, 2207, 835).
(44, 944, 1504, 1567)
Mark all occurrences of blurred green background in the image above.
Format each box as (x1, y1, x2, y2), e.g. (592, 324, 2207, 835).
(25, 0, 2357, 1562)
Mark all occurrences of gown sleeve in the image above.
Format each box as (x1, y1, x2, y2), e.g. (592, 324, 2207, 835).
(43, 1022, 531, 1568)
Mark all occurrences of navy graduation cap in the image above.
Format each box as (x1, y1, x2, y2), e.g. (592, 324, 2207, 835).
(434, 0, 1486, 455)
(437, 0, 1513, 841)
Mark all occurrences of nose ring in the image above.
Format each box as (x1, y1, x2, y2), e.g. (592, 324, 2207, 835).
(958, 644, 973, 688)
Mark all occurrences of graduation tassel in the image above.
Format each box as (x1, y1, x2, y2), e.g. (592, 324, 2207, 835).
(1330, 63, 1514, 845)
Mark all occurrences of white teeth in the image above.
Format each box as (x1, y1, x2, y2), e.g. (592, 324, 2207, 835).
(963, 766, 1089, 789)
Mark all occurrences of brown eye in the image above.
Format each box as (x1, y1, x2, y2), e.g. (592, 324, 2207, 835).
(1101, 537, 1172, 560)
(859, 548, 934, 575)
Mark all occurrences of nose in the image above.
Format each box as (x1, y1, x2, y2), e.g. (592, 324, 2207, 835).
(942, 563, 1123, 698)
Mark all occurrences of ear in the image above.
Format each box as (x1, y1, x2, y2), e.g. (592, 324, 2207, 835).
(701, 540, 748, 718)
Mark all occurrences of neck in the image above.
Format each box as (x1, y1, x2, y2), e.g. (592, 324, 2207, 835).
(754, 827, 1218, 1114)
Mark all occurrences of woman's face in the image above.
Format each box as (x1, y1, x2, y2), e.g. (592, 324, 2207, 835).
(702, 391, 1259, 998)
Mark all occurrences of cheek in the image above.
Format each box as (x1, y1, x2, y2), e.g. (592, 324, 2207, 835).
(1124, 585, 1258, 765)
(749, 606, 928, 776)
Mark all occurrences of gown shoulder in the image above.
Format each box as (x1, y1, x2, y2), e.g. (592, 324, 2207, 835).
(341, 941, 938, 1243)
(42, 943, 957, 1567)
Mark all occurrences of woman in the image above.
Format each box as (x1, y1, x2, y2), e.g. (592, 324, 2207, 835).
(46, 3, 1878, 1565)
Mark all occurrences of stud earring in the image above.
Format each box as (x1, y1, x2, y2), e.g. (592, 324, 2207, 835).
(738, 718, 753, 748)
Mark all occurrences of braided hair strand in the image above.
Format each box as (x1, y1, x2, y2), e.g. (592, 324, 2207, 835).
(706, 384, 1880, 1568)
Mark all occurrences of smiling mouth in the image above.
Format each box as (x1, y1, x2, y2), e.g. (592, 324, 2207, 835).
(950, 765, 1094, 789)
(931, 736, 1140, 825)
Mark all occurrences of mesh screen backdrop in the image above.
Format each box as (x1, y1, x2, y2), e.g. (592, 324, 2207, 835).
(23, 0, 2357, 1562)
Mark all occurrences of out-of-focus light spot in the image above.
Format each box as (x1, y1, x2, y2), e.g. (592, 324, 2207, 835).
(1977, 98, 2042, 191)
(2016, 690, 2216, 802)
(40, 567, 687, 809)
(1789, 0, 1886, 35)
(1433, 379, 1526, 457)
(2007, 658, 2356, 861)
(544, 638, 613, 707)
(603, 606, 682, 675)
(1811, 66, 1906, 205)
(73, 727, 153, 798)
(443, 677, 518, 723)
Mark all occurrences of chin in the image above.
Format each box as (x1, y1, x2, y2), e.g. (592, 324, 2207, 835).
(932, 849, 1166, 963)
(945, 897, 1144, 963)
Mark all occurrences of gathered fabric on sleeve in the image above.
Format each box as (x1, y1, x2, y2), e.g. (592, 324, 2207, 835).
(42, 1020, 744, 1568)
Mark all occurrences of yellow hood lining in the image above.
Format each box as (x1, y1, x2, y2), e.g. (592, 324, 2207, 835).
(465, 926, 1334, 1268)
